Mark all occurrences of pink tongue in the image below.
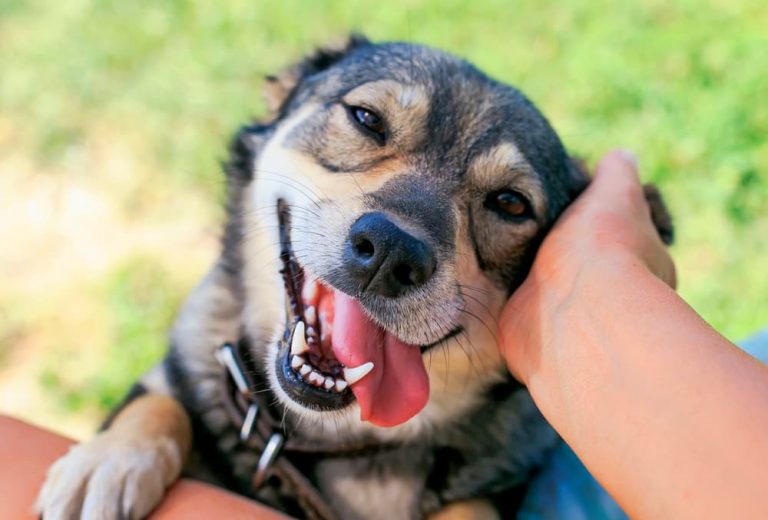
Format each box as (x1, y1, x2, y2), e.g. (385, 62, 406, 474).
(331, 291, 429, 427)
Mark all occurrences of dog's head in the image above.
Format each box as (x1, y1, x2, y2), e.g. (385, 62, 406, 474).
(226, 37, 617, 438)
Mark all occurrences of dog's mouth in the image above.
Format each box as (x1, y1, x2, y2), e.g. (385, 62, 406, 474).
(274, 200, 456, 427)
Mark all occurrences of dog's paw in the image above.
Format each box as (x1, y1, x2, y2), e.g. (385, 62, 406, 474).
(36, 432, 183, 520)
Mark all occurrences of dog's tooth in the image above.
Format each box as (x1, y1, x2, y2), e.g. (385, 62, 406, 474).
(303, 279, 319, 304)
(323, 377, 335, 390)
(300, 364, 312, 376)
(342, 362, 374, 386)
(306, 325, 318, 339)
(290, 321, 309, 355)
(290, 355, 304, 370)
(305, 305, 317, 326)
(334, 379, 348, 392)
(309, 371, 323, 386)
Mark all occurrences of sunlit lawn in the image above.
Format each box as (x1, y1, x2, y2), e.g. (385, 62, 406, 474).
(1, 0, 766, 437)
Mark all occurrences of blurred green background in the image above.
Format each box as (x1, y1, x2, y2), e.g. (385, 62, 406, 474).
(1, 0, 766, 437)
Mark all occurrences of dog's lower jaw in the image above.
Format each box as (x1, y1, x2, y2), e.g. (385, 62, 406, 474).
(262, 327, 512, 447)
(264, 332, 373, 440)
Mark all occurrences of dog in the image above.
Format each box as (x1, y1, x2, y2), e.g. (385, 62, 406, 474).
(37, 36, 673, 520)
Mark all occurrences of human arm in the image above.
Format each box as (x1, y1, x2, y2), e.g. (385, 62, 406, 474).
(0, 415, 289, 520)
(499, 150, 768, 519)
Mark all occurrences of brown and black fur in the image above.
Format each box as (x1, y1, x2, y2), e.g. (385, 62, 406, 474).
(37, 36, 672, 520)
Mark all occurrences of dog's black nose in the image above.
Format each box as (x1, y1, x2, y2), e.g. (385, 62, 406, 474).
(345, 212, 437, 298)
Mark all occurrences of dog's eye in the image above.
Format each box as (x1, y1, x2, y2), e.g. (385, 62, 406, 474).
(349, 106, 386, 142)
(485, 190, 532, 220)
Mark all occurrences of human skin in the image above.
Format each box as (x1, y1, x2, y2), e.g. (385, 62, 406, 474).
(498, 150, 768, 519)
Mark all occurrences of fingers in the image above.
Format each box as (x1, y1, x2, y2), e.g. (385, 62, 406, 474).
(594, 149, 677, 289)
(587, 149, 660, 229)
(594, 149, 640, 186)
(555, 149, 645, 228)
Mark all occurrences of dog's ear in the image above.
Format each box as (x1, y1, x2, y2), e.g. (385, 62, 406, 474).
(567, 156, 591, 195)
(263, 34, 371, 118)
(568, 156, 674, 245)
(642, 183, 674, 245)
(225, 123, 266, 184)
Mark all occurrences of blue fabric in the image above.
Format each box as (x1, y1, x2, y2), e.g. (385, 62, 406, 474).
(739, 328, 768, 364)
(518, 442, 627, 520)
(517, 327, 768, 519)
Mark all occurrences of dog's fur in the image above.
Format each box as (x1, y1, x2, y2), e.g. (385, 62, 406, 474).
(37, 37, 672, 520)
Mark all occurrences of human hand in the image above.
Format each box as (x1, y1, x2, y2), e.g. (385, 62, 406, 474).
(498, 149, 676, 383)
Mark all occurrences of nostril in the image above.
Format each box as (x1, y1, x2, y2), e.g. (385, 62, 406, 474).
(354, 237, 375, 259)
(346, 212, 437, 297)
(393, 264, 414, 287)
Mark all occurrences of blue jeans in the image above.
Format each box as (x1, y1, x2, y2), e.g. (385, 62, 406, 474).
(517, 328, 768, 519)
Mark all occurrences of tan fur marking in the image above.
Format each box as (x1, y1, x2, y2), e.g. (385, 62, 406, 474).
(467, 142, 546, 218)
(263, 75, 296, 115)
(343, 80, 430, 151)
(109, 394, 192, 460)
(428, 499, 500, 520)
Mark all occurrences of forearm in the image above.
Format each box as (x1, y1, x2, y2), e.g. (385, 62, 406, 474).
(524, 258, 768, 519)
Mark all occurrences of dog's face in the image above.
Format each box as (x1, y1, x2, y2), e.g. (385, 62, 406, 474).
(237, 39, 585, 439)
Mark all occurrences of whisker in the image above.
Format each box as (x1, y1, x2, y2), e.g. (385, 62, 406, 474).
(457, 307, 496, 340)
(456, 291, 498, 330)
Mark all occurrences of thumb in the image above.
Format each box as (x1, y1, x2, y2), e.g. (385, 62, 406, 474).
(591, 148, 641, 192)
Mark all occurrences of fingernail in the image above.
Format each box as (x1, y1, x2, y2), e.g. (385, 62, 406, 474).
(616, 149, 638, 170)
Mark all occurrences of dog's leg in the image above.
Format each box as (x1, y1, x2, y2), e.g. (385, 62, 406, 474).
(427, 499, 500, 520)
(37, 263, 240, 519)
(36, 366, 191, 520)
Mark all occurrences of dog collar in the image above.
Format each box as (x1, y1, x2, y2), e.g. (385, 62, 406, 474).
(217, 341, 337, 520)
(216, 342, 285, 485)
(217, 340, 401, 519)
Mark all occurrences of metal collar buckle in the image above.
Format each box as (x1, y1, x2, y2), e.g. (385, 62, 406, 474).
(216, 342, 285, 488)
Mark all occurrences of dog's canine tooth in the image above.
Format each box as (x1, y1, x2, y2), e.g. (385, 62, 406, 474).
(334, 379, 348, 392)
(323, 377, 335, 390)
(342, 362, 374, 385)
(290, 321, 309, 355)
(290, 355, 304, 370)
(305, 305, 317, 326)
(299, 364, 312, 376)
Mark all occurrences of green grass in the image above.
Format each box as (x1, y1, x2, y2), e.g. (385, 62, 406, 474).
(39, 256, 184, 413)
(1, 0, 766, 420)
